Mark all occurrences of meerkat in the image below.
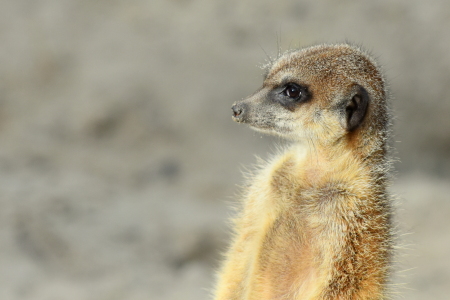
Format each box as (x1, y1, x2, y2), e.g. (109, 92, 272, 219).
(214, 44, 394, 300)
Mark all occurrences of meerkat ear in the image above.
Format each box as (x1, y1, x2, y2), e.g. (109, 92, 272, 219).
(342, 85, 369, 131)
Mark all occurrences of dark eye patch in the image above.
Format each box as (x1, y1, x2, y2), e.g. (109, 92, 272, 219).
(267, 82, 311, 111)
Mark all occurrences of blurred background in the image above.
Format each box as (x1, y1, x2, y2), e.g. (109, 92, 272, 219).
(1, 0, 449, 299)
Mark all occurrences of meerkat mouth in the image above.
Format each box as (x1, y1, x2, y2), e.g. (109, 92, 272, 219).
(231, 115, 243, 123)
(249, 123, 294, 137)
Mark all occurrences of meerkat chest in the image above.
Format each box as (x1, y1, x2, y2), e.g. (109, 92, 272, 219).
(239, 146, 311, 244)
(238, 148, 325, 299)
(237, 147, 366, 298)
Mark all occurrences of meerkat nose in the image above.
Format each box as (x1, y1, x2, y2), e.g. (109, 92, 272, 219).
(232, 103, 244, 119)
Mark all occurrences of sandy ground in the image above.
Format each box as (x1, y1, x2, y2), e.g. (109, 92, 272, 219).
(1, 1, 450, 299)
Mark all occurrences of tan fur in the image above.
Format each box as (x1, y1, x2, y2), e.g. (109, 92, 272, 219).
(214, 44, 393, 300)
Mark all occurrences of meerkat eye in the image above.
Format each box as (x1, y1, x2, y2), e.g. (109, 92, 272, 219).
(283, 83, 302, 100)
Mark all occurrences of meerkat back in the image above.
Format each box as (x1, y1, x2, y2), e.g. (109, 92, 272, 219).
(214, 44, 393, 300)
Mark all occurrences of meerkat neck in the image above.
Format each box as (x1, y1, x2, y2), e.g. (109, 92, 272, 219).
(298, 134, 388, 184)
(301, 135, 386, 164)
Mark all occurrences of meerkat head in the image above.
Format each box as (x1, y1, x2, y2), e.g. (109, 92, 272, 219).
(232, 44, 387, 146)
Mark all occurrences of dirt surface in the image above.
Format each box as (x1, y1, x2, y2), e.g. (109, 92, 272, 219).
(1, 1, 449, 299)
